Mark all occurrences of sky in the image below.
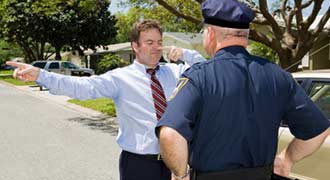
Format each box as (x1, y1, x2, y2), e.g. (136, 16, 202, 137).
(109, 0, 127, 14)
(109, 0, 330, 16)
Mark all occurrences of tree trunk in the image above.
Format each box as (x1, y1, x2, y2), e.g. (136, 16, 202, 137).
(277, 51, 300, 72)
(55, 47, 61, 60)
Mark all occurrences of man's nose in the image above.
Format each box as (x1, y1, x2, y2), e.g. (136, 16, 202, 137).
(153, 43, 162, 50)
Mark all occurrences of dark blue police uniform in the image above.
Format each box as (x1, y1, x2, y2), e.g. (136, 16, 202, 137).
(156, 0, 330, 179)
(157, 46, 329, 170)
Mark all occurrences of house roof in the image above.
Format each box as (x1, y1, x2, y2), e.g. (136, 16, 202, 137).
(84, 42, 131, 55)
(163, 32, 203, 45)
(84, 32, 206, 56)
(163, 32, 207, 57)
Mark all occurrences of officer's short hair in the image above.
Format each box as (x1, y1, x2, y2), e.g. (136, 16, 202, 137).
(216, 26, 250, 40)
(130, 19, 163, 45)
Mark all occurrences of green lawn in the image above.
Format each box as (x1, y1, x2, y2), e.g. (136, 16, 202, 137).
(0, 70, 14, 75)
(0, 70, 36, 86)
(0, 77, 36, 86)
(68, 98, 116, 117)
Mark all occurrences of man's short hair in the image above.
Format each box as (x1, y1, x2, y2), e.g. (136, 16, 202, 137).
(130, 19, 163, 44)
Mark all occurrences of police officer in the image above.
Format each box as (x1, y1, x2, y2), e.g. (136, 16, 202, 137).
(156, 0, 330, 180)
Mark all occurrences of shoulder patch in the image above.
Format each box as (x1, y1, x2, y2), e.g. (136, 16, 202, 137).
(169, 78, 189, 101)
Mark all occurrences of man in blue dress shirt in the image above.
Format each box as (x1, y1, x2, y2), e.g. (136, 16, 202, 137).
(156, 0, 330, 180)
(7, 19, 205, 180)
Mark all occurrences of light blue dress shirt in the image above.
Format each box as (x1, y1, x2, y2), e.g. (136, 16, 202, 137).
(36, 49, 205, 155)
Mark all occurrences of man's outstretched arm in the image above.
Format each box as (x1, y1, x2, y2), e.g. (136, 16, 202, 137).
(6, 61, 118, 100)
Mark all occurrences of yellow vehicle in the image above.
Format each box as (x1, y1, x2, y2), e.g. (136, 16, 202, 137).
(278, 69, 330, 180)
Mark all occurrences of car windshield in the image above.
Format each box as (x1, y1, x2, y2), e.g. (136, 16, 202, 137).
(62, 62, 79, 69)
(309, 82, 330, 119)
(32, 62, 47, 69)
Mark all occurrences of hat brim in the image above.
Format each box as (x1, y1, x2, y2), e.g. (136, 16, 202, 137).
(204, 18, 250, 29)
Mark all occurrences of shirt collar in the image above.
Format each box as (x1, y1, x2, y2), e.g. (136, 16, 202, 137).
(133, 60, 160, 74)
(215, 46, 248, 57)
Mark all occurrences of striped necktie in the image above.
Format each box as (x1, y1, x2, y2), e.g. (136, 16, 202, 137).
(147, 67, 167, 120)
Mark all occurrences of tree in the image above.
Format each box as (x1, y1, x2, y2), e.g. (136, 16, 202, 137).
(249, 41, 279, 63)
(0, 40, 24, 65)
(115, 0, 201, 43)
(0, 0, 117, 63)
(0, 0, 53, 62)
(96, 53, 129, 74)
(137, 0, 330, 71)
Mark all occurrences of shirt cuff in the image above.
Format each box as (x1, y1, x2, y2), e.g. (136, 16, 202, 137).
(182, 49, 205, 65)
(36, 69, 47, 87)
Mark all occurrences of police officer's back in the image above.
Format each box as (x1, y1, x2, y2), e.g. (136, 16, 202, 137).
(156, 0, 330, 180)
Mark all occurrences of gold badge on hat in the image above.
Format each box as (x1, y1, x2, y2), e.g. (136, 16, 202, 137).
(169, 78, 189, 101)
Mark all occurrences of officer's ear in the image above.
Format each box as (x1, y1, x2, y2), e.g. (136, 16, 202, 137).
(207, 26, 215, 41)
(206, 26, 217, 53)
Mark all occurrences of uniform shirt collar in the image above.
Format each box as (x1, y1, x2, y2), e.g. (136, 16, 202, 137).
(215, 46, 249, 57)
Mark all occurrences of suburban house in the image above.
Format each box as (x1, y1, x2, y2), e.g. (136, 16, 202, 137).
(162, 32, 208, 58)
(300, 16, 330, 70)
(83, 42, 133, 70)
(83, 26, 330, 71)
(81, 32, 208, 69)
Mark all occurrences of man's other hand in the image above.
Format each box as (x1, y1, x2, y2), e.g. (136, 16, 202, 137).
(163, 46, 183, 62)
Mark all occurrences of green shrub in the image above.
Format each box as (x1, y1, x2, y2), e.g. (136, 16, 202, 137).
(96, 53, 130, 74)
(249, 41, 279, 63)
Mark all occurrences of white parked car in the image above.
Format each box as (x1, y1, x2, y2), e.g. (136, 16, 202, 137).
(278, 69, 330, 180)
(31, 60, 94, 91)
(31, 60, 94, 76)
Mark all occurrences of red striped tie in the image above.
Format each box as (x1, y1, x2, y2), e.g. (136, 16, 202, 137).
(147, 67, 167, 120)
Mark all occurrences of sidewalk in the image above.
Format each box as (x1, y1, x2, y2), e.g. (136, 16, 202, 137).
(0, 80, 117, 127)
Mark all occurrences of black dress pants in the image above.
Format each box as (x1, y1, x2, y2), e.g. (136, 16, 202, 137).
(119, 150, 171, 180)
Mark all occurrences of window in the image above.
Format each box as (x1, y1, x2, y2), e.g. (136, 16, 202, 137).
(32, 62, 47, 69)
(296, 80, 303, 85)
(281, 80, 330, 127)
(309, 82, 330, 119)
(48, 62, 59, 69)
(62, 62, 78, 69)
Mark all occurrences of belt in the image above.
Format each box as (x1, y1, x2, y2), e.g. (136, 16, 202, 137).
(191, 164, 274, 180)
(123, 150, 162, 161)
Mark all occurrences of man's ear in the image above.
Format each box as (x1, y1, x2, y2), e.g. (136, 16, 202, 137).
(132, 42, 139, 53)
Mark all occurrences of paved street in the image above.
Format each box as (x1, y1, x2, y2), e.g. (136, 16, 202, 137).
(0, 82, 120, 180)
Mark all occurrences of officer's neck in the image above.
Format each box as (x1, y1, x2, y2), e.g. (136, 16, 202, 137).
(214, 38, 248, 55)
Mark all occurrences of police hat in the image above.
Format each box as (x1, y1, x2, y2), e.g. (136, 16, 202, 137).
(201, 0, 255, 29)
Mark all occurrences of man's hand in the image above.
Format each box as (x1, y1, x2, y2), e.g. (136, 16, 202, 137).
(6, 61, 40, 82)
(273, 153, 292, 177)
(274, 129, 330, 177)
(163, 46, 183, 62)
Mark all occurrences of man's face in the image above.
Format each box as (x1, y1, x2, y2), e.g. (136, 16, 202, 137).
(133, 28, 163, 68)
